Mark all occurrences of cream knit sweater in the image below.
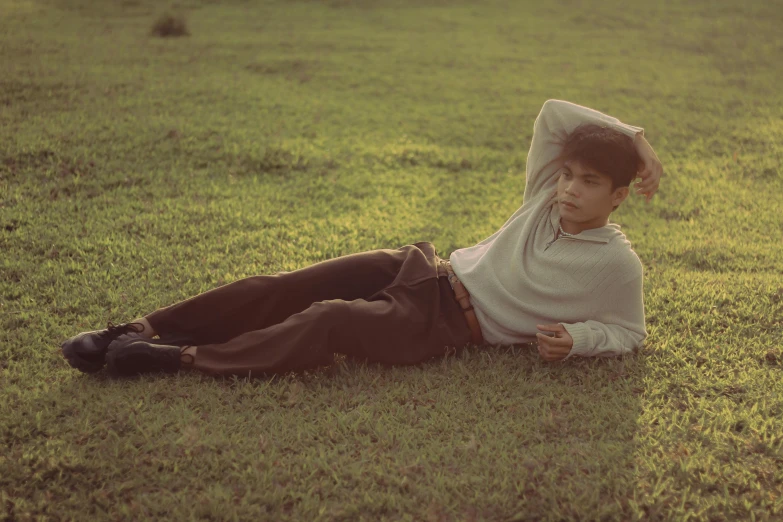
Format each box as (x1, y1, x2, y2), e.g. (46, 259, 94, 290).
(449, 99, 647, 359)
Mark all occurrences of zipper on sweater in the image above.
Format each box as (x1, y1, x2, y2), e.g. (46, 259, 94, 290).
(547, 232, 608, 250)
(545, 219, 559, 251)
(545, 235, 570, 250)
(545, 223, 579, 250)
(545, 216, 602, 250)
(545, 217, 609, 251)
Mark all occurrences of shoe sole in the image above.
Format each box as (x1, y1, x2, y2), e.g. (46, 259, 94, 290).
(106, 341, 178, 378)
(61, 338, 104, 374)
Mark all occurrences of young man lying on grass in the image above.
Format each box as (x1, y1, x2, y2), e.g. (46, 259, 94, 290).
(61, 99, 663, 378)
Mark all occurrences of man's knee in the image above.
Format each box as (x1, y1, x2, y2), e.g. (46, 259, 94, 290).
(307, 299, 350, 322)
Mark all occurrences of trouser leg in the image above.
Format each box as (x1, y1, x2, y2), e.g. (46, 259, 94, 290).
(143, 242, 472, 377)
(191, 274, 471, 377)
(143, 243, 438, 347)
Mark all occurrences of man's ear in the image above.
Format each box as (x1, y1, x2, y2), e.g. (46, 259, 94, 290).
(612, 186, 630, 207)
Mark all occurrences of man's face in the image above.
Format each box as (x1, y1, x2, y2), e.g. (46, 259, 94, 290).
(556, 160, 629, 230)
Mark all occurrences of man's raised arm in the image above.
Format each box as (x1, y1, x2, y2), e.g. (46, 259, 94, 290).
(522, 99, 645, 204)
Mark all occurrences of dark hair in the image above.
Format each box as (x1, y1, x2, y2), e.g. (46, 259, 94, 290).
(560, 124, 642, 211)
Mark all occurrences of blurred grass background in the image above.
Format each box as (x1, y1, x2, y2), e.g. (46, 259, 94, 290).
(1, 0, 782, 520)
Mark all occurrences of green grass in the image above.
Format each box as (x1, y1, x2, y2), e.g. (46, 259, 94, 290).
(2, 0, 782, 519)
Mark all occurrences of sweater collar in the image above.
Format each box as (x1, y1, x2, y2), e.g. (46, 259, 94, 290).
(548, 194, 623, 244)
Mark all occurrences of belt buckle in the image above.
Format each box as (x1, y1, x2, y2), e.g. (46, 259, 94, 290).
(437, 259, 449, 276)
(444, 265, 458, 291)
(438, 259, 459, 291)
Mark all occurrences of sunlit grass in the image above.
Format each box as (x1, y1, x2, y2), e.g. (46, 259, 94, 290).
(1, 0, 782, 520)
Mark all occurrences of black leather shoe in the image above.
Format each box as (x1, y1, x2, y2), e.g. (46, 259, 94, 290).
(106, 339, 187, 377)
(61, 321, 146, 374)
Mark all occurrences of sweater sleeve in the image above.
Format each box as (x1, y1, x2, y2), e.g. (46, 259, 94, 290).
(559, 272, 648, 359)
(523, 99, 645, 204)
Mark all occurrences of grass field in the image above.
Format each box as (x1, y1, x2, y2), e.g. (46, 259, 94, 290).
(2, 0, 783, 520)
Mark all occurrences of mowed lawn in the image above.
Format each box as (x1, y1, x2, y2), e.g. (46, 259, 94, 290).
(2, 0, 782, 520)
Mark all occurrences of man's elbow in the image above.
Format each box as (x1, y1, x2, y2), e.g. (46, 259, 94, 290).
(541, 99, 566, 114)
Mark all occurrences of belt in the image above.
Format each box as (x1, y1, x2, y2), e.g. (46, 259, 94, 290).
(438, 259, 485, 345)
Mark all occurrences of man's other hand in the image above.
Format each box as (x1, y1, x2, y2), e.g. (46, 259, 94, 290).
(536, 323, 573, 362)
(633, 132, 663, 204)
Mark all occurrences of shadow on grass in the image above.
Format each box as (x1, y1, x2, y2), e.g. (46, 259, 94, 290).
(38, 343, 654, 517)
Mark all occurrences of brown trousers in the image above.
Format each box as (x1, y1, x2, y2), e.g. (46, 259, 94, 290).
(144, 242, 474, 378)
